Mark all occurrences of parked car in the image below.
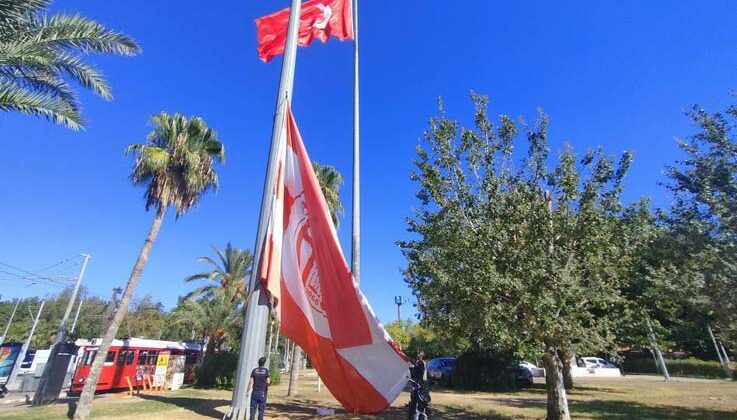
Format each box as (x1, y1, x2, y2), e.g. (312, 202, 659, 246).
(427, 357, 455, 386)
(579, 357, 618, 369)
(518, 361, 545, 377)
(511, 364, 534, 386)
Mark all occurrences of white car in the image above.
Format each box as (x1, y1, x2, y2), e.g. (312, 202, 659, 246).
(580, 357, 618, 369)
(518, 361, 545, 377)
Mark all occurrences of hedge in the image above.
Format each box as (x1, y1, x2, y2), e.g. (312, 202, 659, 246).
(622, 357, 731, 379)
(195, 352, 239, 389)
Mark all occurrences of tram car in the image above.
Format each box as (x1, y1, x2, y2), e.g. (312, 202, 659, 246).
(70, 338, 202, 393)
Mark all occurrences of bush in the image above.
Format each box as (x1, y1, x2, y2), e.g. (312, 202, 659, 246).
(269, 355, 281, 386)
(453, 348, 519, 391)
(622, 357, 728, 379)
(195, 352, 239, 389)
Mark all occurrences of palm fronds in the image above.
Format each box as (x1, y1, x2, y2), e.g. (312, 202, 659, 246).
(0, 0, 140, 129)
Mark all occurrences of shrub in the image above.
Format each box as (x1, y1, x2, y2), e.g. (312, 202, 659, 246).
(269, 355, 281, 386)
(622, 357, 728, 379)
(195, 352, 239, 389)
(453, 348, 519, 391)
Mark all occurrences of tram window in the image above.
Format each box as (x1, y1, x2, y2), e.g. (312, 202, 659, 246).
(116, 351, 127, 366)
(137, 351, 148, 365)
(105, 351, 116, 363)
(146, 351, 159, 365)
(83, 350, 97, 366)
(185, 351, 198, 365)
(126, 350, 135, 365)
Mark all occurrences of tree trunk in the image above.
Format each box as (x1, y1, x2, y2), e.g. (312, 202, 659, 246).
(559, 349, 574, 390)
(74, 205, 166, 420)
(543, 345, 571, 420)
(287, 345, 302, 397)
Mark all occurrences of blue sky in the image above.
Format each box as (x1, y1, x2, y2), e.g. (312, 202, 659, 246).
(1, 0, 736, 326)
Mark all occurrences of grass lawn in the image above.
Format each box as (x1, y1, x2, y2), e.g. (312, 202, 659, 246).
(0, 371, 735, 419)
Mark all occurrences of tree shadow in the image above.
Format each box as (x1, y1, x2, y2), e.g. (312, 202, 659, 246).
(261, 399, 503, 419)
(570, 399, 737, 420)
(136, 393, 229, 418)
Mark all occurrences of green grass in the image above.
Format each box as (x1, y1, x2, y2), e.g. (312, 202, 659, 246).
(0, 373, 734, 419)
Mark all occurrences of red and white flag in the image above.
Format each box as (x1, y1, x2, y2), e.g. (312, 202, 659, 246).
(255, 0, 354, 63)
(260, 106, 409, 413)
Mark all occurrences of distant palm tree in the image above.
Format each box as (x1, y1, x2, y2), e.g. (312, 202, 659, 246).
(170, 290, 242, 357)
(312, 161, 344, 228)
(184, 243, 253, 304)
(74, 112, 224, 420)
(0, 0, 140, 129)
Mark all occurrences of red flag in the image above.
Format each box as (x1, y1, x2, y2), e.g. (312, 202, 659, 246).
(255, 0, 354, 63)
(260, 106, 409, 413)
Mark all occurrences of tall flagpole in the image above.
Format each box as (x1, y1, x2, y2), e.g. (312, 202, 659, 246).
(225, 1, 302, 419)
(352, 0, 361, 284)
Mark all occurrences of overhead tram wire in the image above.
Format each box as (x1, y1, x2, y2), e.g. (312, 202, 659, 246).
(0, 268, 66, 289)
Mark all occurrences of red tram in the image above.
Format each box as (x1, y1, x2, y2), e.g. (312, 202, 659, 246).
(70, 338, 202, 393)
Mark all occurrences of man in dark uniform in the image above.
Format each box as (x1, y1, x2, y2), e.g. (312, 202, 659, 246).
(411, 352, 426, 385)
(247, 356, 270, 420)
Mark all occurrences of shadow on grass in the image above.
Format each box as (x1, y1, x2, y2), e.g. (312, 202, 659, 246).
(136, 393, 229, 418)
(570, 399, 737, 420)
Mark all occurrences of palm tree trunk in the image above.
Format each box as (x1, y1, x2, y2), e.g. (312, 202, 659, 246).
(287, 345, 302, 396)
(543, 344, 571, 420)
(74, 205, 166, 420)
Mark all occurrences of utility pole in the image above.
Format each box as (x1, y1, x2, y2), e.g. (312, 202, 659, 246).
(55, 254, 90, 343)
(646, 318, 670, 381)
(394, 296, 407, 323)
(7, 300, 45, 390)
(226, 0, 302, 418)
(70, 294, 85, 335)
(719, 342, 730, 365)
(707, 324, 730, 376)
(0, 298, 20, 344)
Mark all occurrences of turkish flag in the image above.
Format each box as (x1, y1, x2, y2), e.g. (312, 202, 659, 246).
(255, 0, 354, 63)
(259, 106, 410, 413)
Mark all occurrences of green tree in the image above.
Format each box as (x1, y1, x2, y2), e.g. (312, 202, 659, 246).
(312, 161, 344, 227)
(119, 295, 166, 339)
(169, 290, 242, 357)
(74, 112, 224, 420)
(660, 100, 737, 347)
(0, 0, 140, 129)
(400, 94, 643, 420)
(184, 243, 253, 304)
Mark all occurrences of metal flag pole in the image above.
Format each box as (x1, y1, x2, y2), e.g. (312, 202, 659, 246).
(351, 0, 361, 285)
(225, 0, 302, 418)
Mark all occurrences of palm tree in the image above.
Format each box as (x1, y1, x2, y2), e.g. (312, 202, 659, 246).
(312, 161, 344, 227)
(184, 243, 253, 303)
(170, 290, 242, 357)
(0, 0, 140, 130)
(73, 112, 224, 420)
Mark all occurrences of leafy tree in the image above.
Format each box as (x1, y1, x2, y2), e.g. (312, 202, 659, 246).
(169, 290, 243, 357)
(312, 161, 344, 227)
(399, 94, 644, 420)
(659, 100, 737, 347)
(0, 0, 140, 129)
(384, 320, 412, 351)
(184, 243, 253, 304)
(74, 112, 224, 420)
(119, 295, 166, 339)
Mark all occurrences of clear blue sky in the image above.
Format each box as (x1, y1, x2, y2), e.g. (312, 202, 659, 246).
(1, 0, 736, 325)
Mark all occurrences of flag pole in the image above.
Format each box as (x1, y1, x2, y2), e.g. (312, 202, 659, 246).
(225, 1, 302, 418)
(351, 0, 361, 284)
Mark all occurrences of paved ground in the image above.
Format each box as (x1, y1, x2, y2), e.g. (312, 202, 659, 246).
(0, 371, 736, 419)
